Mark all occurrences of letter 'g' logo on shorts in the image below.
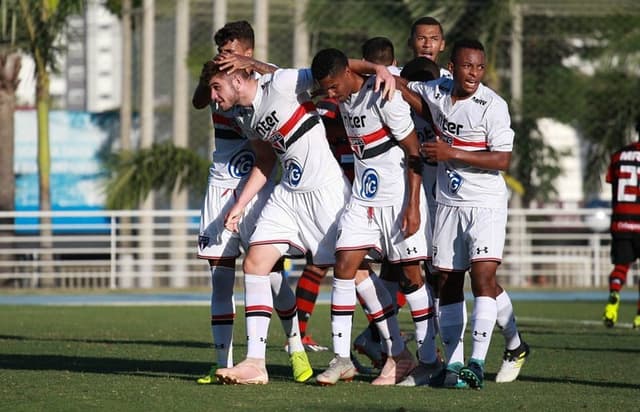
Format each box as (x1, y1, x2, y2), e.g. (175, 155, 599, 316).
(445, 168, 463, 194)
(228, 150, 255, 178)
(284, 159, 303, 187)
(360, 168, 379, 199)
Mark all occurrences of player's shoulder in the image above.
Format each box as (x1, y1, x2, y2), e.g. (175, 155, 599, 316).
(474, 83, 508, 111)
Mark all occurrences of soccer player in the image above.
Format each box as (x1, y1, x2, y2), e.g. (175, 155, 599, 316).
(405, 39, 529, 388)
(206, 54, 396, 385)
(192, 21, 311, 385)
(602, 128, 640, 329)
(404, 19, 530, 387)
(312, 48, 424, 386)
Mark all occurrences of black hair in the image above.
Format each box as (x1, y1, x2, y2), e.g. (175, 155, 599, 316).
(400, 57, 441, 82)
(311, 48, 349, 81)
(450, 38, 485, 64)
(409, 16, 444, 38)
(213, 20, 254, 49)
(361, 37, 395, 66)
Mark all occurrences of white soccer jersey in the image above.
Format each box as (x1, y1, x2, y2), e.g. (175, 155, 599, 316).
(233, 68, 344, 192)
(339, 75, 415, 206)
(408, 78, 514, 208)
(207, 105, 255, 189)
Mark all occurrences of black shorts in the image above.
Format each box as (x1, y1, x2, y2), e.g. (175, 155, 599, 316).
(610, 235, 640, 264)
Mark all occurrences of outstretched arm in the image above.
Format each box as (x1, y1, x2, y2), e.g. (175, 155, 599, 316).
(347, 58, 395, 100)
(224, 139, 277, 232)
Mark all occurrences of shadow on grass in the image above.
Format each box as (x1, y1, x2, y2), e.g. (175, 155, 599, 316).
(517, 373, 640, 390)
(0, 334, 215, 350)
(0, 353, 301, 383)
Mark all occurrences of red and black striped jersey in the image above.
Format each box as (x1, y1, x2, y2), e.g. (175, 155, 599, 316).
(316, 98, 354, 183)
(607, 141, 640, 234)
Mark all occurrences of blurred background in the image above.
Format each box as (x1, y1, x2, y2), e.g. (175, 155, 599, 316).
(0, 0, 639, 291)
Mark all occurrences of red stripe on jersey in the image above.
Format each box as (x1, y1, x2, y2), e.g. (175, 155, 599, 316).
(246, 305, 273, 313)
(612, 203, 640, 215)
(277, 101, 316, 137)
(212, 113, 242, 133)
(348, 126, 391, 145)
(433, 125, 487, 149)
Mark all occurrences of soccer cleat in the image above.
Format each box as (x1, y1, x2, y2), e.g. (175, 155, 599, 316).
(496, 340, 530, 383)
(396, 358, 443, 387)
(290, 351, 313, 383)
(371, 347, 417, 385)
(316, 356, 357, 385)
(353, 328, 384, 369)
(215, 358, 268, 385)
(301, 335, 329, 352)
(459, 360, 485, 389)
(603, 291, 620, 328)
(196, 364, 218, 384)
(430, 362, 468, 389)
(634, 315, 640, 329)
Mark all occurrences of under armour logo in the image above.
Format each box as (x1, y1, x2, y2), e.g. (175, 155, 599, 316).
(476, 246, 489, 254)
(406, 247, 418, 255)
(332, 332, 343, 338)
(198, 235, 210, 249)
(473, 331, 488, 337)
(213, 343, 225, 349)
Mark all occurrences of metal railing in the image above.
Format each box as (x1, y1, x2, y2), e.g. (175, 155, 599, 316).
(0, 208, 634, 289)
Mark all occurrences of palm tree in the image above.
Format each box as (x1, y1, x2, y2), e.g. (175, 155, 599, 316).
(17, 0, 83, 282)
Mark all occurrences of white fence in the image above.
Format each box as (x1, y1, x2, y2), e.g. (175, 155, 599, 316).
(0, 208, 636, 289)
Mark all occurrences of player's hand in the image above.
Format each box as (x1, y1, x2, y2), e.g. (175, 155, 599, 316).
(215, 52, 255, 75)
(423, 136, 453, 162)
(401, 205, 420, 237)
(224, 205, 244, 233)
(373, 65, 396, 100)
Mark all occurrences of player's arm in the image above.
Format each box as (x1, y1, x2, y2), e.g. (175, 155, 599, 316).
(423, 139, 512, 171)
(193, 61, 213, 109)
(224, 139, 277, 232)
(347, 59, 395, 99)
(399, 130, 423, 237)
(395, 76, 434, 127)
(215, 53, 277, 75)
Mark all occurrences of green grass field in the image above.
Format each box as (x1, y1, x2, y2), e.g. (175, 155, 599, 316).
(1, 300, 639, 412)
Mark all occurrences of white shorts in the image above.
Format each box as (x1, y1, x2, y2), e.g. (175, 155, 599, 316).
(197, 181, 274, 259)
(432, 204, 507, 272)
(336, 189, 430, 263)
(250, 175, 351, 266)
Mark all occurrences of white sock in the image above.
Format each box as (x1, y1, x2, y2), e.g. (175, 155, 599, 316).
(470, 296, 497, 362)
(270, 271, 304, 353)
(357, 275, 404, 356)
(244, 274, 273, 360)
(414, 285, 438, 364)
(210, 266, 235, 368)
(404, 285, 431, 351)
(496, 290, 521, 350)
(331, 278, 356, 358)
(439, 301, 467, 367)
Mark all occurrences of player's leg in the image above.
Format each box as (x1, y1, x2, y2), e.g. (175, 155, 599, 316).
(604, 237, 632, 327)
(269, 257, 314, 382)
(295, 257, 330, 351)
(495, 284, 530, 383)
(317, 249, 369, 385)
(215, 244, 282, 385)
(458, 261, 499, 389)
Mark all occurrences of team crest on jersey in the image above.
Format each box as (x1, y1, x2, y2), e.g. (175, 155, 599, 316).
(267, 131, 286, 154)
(284, 159, 303, 187)
(228, 150, 255, 178)
(445, 168, 463, 193)
(348, 136, 366, 158)
(198, 235, 210, 249)
(360, 168, 379, 199)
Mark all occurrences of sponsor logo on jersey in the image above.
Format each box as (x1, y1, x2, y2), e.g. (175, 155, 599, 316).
(436, 112, 463, 136)
(255, 110, 279, 138)
(360, 168, 379, 199)
(284, 159, 303, 187)
(228, 150, 255, 178)
(620, 151, 640, 161)
(472, 96, 487, 106)
(344, 114, 367, 129)
(445, 168, 463, 193)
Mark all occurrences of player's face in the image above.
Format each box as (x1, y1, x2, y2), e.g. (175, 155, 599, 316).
(450, 48, 485, 97)
(317, 68, 351, 102)
(217, 39, 253, 57)
(208, 74, 239, 111)
(409, 25, 445, 61)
